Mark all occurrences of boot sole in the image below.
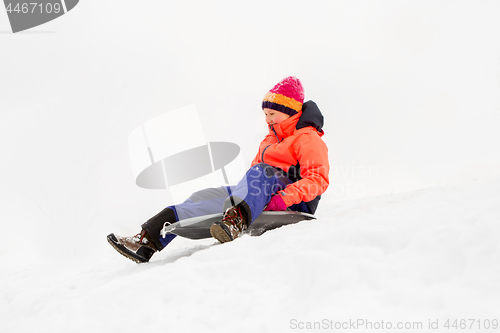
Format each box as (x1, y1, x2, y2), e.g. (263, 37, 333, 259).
(107, 234, 148, 264)
(209, 224, 233, 243)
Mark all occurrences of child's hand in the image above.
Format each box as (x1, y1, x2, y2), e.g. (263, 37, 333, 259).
(264, 194, 287, 211)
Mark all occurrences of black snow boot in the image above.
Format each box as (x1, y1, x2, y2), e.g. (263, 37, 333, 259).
(107, 230, 158, 263)
(210, 205, 248, 243)
(107, 208, 177, 263)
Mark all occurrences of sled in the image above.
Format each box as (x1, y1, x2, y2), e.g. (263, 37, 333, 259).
(160, 211, 316, 240)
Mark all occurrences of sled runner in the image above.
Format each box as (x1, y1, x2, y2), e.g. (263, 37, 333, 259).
(160, 211, 316, 240)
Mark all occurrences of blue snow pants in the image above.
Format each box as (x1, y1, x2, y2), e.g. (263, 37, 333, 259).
(159, 163, 309, 248)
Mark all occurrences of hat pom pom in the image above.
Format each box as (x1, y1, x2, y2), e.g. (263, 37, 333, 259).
(269, 76, 304, 103)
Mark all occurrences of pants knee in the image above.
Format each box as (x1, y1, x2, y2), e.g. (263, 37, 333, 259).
(251, 163, 277, 178)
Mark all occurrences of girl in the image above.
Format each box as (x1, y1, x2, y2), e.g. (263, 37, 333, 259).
(108, 76, 329, 263)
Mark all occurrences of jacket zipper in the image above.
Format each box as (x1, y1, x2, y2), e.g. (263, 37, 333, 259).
(261, 125, 281, 163)
(261, 145, 271, 163)
(270, 125, 281, 143)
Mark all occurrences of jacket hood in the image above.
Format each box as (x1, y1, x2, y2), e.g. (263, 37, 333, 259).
(296, 100, 324, 133)
(268, 100, 325, 140)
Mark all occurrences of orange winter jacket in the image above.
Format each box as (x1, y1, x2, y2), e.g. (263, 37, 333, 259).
(251, 101, 329, 211)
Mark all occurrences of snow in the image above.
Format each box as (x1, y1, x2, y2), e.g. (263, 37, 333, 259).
(2, 177, 499, 332)
(2, 0, 500, 332)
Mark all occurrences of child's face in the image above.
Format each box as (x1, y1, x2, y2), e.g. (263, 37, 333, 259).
(263, 108, 290, 126)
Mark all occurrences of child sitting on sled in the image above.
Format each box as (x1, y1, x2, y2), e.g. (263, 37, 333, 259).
(108, 76, 330, 263)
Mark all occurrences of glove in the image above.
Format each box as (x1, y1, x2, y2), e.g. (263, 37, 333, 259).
(264, 194, 287, 211)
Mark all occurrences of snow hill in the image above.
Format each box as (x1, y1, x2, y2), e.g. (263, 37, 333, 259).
(1, 177, 499, 333)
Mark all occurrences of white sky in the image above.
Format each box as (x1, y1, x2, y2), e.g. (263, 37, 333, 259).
(1, 1, 500, 254)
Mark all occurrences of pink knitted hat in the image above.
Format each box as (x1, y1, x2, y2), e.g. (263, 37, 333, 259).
(262, 76, 304, 116)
